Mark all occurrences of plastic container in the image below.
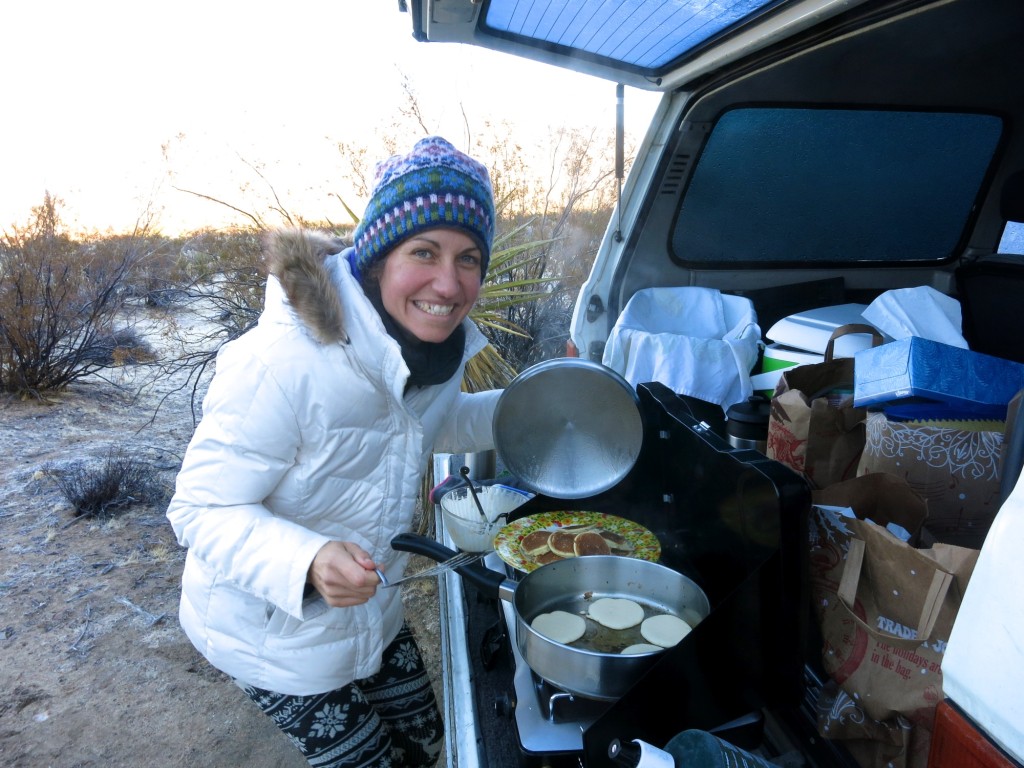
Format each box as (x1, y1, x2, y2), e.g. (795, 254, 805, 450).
(762, 342, 824, 372)
(755, 343, 824, 397)
(439, 484, 533, 552)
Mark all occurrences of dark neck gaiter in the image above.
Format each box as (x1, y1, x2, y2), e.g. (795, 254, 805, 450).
(365, 283, 465, 388)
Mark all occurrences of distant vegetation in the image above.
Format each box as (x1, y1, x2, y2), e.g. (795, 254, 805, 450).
(1, 121, 627, 401)
(0, 193, 158, 396)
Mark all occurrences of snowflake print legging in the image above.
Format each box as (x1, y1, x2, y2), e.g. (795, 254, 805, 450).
(241, 624, 443, 768)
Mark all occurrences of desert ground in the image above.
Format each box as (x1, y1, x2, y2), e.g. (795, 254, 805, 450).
(0, 303, 445, 768)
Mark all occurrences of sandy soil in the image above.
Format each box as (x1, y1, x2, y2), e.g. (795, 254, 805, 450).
(0, 305, 444, 768)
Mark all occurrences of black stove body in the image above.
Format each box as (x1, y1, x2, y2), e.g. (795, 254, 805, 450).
(437, 382, 848, 768)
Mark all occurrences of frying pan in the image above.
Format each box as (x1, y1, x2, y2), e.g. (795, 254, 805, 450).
(392, 533, 710, 701)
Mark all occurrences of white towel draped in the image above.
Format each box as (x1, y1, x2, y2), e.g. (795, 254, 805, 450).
(602, 287, 762, 413)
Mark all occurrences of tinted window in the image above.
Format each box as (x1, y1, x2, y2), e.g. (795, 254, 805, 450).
(1000, 222, 1024, 255)
(672, 108, 1003, 265)
(483, 0, 783, 72)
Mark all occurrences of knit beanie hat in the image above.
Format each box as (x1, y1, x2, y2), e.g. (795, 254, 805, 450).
(349, 136, 495, 284)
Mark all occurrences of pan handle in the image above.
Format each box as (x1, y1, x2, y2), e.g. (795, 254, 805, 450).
(390, 533, 508, 597)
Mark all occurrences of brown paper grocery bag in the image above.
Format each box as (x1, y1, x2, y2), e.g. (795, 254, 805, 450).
(767, 324, 883, 489)
(858, 410, 1005, 548)
(818, 519, 978, 767)
(813, 472, 929, 542)
(809, 473, 928, 613)
(816, 679, 914, 768)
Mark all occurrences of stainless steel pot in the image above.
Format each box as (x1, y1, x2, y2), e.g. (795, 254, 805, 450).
(391, 533, 710, 701)
(493, 358, 644, 498)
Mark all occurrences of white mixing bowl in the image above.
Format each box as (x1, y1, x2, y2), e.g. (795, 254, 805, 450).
(440, 484, 533, 552)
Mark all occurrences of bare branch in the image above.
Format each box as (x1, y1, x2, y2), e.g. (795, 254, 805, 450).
(171, 186, 266, 230)
(399, 74, 432, 134)
(234, 153, 297, 228)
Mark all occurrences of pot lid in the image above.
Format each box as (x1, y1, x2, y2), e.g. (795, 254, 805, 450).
(493, 359, 643, 499)
(726, 396, 772, 425)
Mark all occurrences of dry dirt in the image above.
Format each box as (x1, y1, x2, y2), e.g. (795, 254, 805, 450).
(0, 305, 444, 768)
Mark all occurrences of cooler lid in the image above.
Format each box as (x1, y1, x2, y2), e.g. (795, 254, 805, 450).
(766, 303, 885, 356)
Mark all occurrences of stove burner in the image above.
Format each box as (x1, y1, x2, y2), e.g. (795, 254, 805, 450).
(533, 675, 613, 723)
(500, 599, 613, 756)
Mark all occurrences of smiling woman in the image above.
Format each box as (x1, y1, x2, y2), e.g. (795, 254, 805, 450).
(348, 136, 494, 347)
(165, 136, 505, 768)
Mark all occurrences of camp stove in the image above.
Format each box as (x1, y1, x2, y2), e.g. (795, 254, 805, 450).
(436, 382, 859, 768)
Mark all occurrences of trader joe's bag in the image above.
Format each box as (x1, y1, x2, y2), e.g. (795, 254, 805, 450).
(767, 325, 883, 489)
(816, 510, 979, 768)
(816, 679, 916, 768)
(811, 475, 926, 767)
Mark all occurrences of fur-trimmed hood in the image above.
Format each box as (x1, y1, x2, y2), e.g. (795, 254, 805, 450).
(263, 229, 350, 345)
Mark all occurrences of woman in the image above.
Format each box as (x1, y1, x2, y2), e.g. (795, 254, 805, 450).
(166, 136, 501, 767)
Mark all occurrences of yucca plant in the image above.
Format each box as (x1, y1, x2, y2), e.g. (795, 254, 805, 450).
(463, 220, 558, 391)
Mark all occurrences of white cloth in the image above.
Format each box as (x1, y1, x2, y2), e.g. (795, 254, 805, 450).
(166, 249, 499, 695)
(602, 287, 761, 412)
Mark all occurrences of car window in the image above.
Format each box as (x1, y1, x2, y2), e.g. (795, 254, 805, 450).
(999, 222, 1024, 255)
(671, 107, 1003, 266)
(481, 0, 784, 74)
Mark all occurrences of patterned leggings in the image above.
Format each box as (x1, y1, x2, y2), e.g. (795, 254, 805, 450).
(241, 624, 443, 768)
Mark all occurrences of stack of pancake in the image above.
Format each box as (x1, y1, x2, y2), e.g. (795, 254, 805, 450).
(518, 523, 634, 566)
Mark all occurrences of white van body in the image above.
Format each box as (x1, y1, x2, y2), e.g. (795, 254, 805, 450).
(401, 1, 1024, 764)
(942, 473, 1024, 762)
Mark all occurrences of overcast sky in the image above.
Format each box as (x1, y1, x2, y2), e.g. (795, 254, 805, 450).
(3, 1, 659, 235)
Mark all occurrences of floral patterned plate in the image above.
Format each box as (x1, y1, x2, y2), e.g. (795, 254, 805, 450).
(494, 511, 661, 573)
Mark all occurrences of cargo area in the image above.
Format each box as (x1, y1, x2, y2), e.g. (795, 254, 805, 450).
(400, 0, 1024, 765)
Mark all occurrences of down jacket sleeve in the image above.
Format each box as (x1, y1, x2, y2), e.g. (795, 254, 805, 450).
(166, 350, 330, 619)
(431, 389, 502, 455)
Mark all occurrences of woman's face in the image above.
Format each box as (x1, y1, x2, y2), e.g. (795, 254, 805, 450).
(378, 228, 483, 343)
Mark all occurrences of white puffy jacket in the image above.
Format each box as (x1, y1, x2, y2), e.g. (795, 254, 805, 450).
(166, 230, 500, 695)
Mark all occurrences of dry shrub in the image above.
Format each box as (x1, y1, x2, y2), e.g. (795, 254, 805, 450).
(0, 193, 156, 396)
(90, 232, 181, 308)
(79, 326, 157, 366)
(45, 448, 167, 519)
(151, 227, 270, 420)
(174, 228, 267, 336)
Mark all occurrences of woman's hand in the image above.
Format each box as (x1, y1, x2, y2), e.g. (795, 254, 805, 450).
(307, 541, 382, 607)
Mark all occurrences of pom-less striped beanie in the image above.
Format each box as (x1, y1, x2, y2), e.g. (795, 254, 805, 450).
(349, 136, 494, 284)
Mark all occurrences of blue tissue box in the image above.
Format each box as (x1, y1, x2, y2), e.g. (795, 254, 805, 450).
(853, 337, 1024, 419)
